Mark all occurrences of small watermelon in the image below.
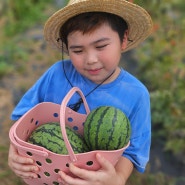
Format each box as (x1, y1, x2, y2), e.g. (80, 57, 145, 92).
(27, 122, 89, 154)
(84, 106, 131, 151)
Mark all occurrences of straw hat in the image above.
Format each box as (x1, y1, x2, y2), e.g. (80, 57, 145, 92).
(44, 0, 153, 53)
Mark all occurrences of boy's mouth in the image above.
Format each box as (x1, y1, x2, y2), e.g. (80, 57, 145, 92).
(87, 68, 102, 75)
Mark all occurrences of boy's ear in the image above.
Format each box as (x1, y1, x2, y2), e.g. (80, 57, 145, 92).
(121, 30, 128, 50)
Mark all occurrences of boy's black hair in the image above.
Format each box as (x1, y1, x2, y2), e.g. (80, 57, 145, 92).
(59, 12, 128, 49)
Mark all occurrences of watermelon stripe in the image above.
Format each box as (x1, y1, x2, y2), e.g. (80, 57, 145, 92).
(125, 117, 130, 144)
(84, 106, 131, 151)
(114, 111, 125, 149)
(106, 108, 118, 150)
(85, 107, 100, 150)
(28, 122, 89, 154)
(95, 107, 109, 149)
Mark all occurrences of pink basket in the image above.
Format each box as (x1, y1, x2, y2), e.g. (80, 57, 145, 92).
(9, 87, 129, 185)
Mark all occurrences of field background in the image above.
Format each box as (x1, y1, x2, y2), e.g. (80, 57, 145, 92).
(0, 0, 184, 185)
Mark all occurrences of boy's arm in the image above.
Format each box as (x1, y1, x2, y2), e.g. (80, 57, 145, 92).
(115, 156, 134, 184)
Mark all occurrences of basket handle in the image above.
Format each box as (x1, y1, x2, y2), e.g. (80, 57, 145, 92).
(60, 87, 90, 162)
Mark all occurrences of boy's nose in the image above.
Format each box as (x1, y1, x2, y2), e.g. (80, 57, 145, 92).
(86, 53, 98, 65)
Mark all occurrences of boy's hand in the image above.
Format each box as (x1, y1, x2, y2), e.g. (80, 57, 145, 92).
(8, 144, 39, 179)
(58, 153, 124, 185)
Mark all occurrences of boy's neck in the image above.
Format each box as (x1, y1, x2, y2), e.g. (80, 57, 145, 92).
(102, 67, 121, 84)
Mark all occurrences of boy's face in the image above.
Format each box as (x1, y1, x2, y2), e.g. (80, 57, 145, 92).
(67, 23, 128, 84)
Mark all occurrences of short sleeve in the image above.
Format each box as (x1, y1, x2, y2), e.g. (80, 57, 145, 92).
(122, 90, 151, 173)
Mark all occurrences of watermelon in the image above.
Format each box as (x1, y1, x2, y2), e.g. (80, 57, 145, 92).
(27, 122, 89, 154)
(84, 106, 131, 151)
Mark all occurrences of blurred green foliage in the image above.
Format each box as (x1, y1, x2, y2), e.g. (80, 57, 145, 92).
(0, 0, 54, 78)
(4, 0, 52, 36)
(0, 0, 184, 184)
(134, 0, 185, 159)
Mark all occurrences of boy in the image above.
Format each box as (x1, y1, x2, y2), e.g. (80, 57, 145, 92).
(8, 0, 153, 184)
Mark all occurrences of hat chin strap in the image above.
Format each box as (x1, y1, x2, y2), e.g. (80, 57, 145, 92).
(63, 60, 116, 112)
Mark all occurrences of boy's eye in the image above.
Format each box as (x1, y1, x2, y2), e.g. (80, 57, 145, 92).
(96, 44, 108, 49)
(73, 50, 83, 54)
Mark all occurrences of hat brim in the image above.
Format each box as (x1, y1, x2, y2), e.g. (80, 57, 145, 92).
(44, 0, 153, 53)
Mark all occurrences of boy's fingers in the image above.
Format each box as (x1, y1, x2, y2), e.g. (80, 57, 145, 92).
(12, 163, 39, 179)
(9, 144, 34, 164)
(66, 154, 113, 180)
(16, 170, 38, 179)
(59, 170, 86, 185)
(13, 163, 39, 172)
(59, 170, 76, 184)
(96, 153, 113, 171)
(13, 155, 34, 164)
(69, 163, 91, 179)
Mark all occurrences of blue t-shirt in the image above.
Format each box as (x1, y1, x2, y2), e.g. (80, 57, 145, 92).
(11, 60, 151, 173)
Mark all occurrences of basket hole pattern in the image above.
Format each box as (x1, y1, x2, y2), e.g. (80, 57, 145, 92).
(46, 158, 52, 164)
(67, 116, 85, 131)
(44, 171, 50, 177)
(86, 161, 94, 166)
(36, 161, 42, 166)
(35, 120, 39, 125)
(66, 163, 69, 167)
(35, 158, 52, 167)
(43, 182, 59, 185)
(26, 151, 33, 156)
(29, 113, 84, 134)
(30, 118, 40, 125)
(73, 126, 78, 131)
(68, 117, 73, 122)
(53, 113, 59, 117)
(33, 158, 95, 184)
(53, 182, 60, 185)
(54, 169, 60, 173)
